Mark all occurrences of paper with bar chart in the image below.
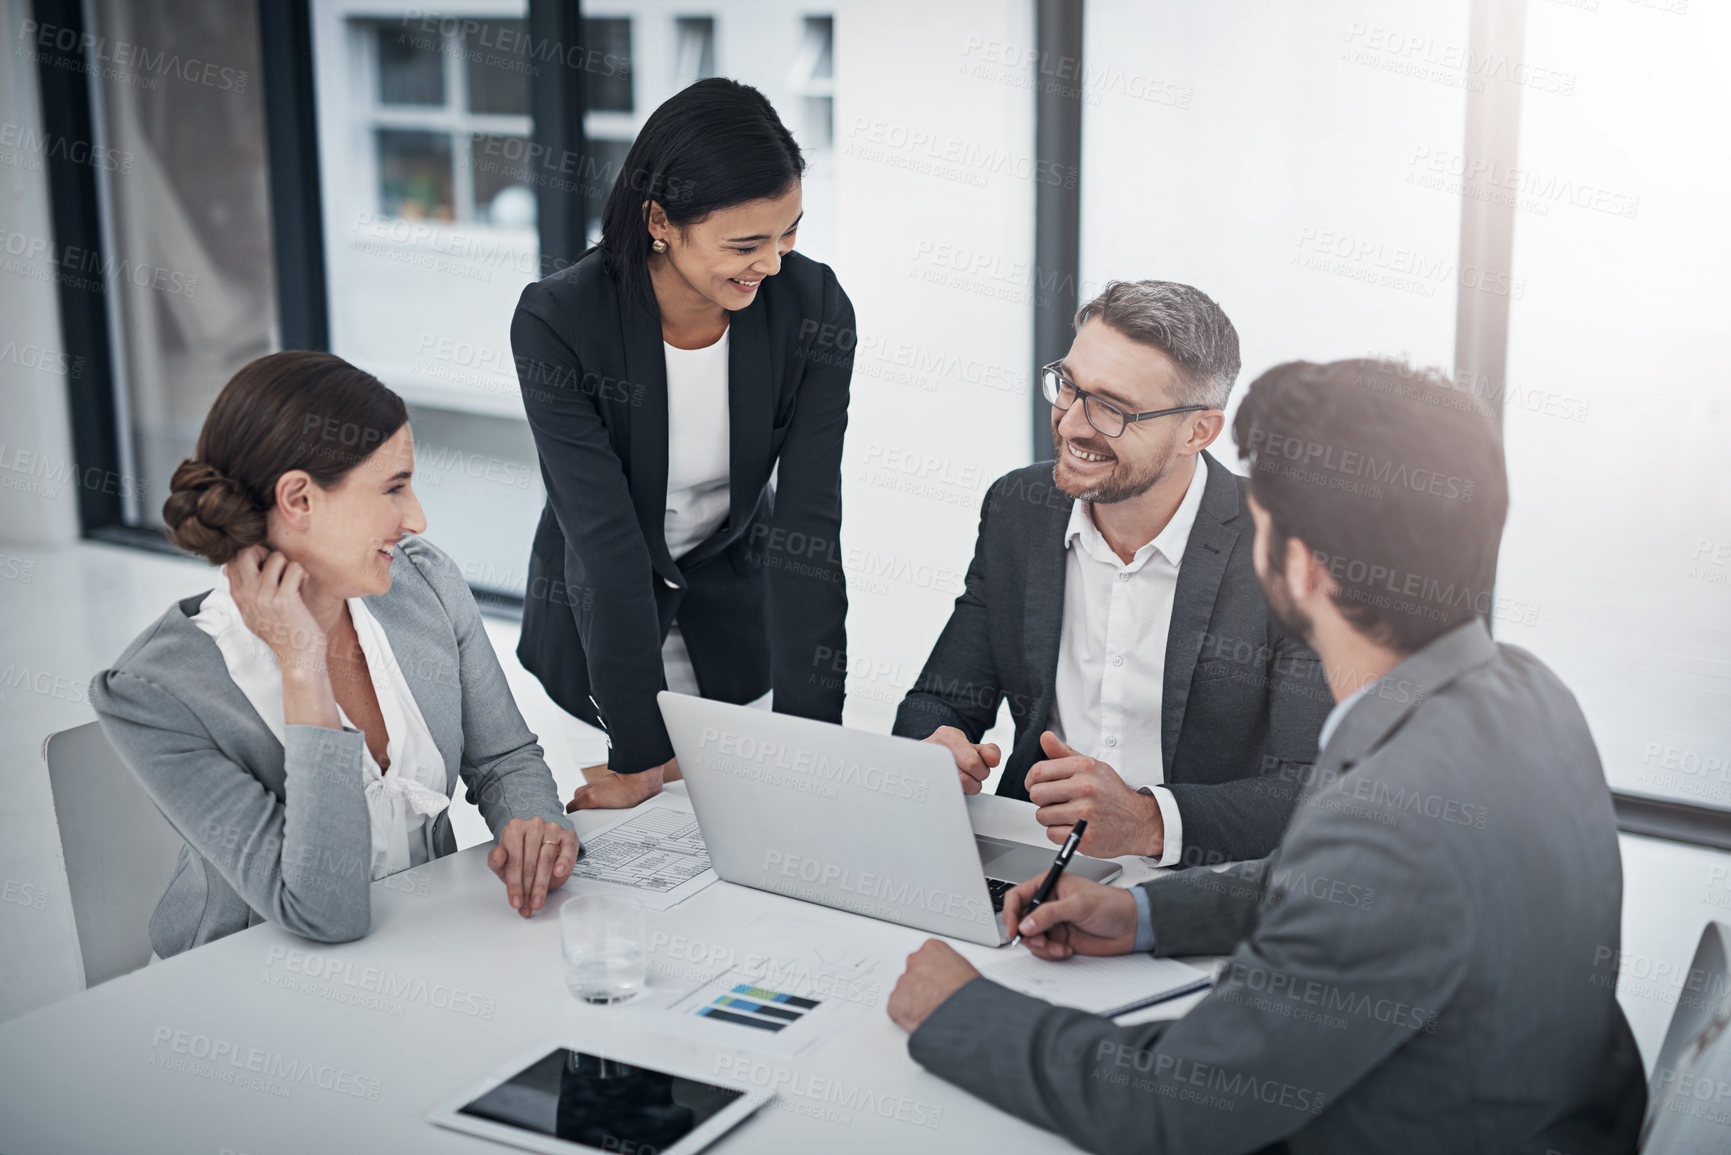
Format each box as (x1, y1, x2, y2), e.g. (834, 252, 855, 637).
(661, 914, 885, 1054)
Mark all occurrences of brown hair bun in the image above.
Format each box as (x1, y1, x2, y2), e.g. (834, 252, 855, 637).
(158, 351, 408, 565)
(162, 460, 268, 565)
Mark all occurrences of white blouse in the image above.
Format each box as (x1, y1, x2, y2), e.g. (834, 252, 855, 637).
(192, 570, 452, 881)
(661, 326, 733, 560)
(660, 325, 734, 696)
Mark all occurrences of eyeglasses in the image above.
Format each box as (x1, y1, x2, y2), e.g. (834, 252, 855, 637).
(1041, 361, 1211, 438)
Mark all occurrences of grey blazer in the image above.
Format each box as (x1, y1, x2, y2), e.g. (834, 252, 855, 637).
(908, 620, 1647, 1155)
(892, 454, 1332, 863)
(90, 536, 573, 959)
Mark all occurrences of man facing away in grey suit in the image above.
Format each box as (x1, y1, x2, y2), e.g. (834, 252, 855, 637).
(893, 281, 1331, 865)
(887, 358, 1647, 1154)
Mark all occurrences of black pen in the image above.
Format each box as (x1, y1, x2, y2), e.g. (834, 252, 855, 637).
(1009, 819, 1087, 948)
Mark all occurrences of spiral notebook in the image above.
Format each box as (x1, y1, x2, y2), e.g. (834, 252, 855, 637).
(985, 951, 1213, 1017)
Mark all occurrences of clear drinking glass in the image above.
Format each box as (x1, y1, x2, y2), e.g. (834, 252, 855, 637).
(560, 894, 647, 1004)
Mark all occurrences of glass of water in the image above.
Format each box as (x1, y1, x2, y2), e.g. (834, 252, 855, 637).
(560, 894, 647, 1004)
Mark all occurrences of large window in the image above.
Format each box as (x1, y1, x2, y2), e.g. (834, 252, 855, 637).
(52, 0, 1047, 747)
(1079, 0, 1730, 819)
(1495, 0, 1731, 812)
(85, 0, 278, 528)
(313, 1, 544, 592)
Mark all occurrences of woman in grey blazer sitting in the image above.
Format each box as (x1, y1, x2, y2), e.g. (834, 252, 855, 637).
(92, 351, 580, 959)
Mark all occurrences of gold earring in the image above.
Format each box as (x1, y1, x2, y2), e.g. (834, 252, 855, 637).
(651, 238, 668, 253)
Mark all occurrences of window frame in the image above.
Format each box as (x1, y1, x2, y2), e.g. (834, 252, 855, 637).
(40, 0, 1731, 848)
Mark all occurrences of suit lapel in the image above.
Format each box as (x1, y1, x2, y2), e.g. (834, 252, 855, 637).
(1308, 619, 1499, 783)
(364, 562, 464, 791)
(622, 296, 675, 575)
(1022, 491, 1072, 718)
(1161, 457, 1240, 775)
(726, 297, 772, 531)
(172, 594, 293, 799)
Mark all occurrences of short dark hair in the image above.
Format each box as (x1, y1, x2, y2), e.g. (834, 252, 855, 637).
(596, 78, 805, 313)
(1073, 280, 1241, 408)
(162, 351, 408, 564)
(1232, 358, 1509, 654)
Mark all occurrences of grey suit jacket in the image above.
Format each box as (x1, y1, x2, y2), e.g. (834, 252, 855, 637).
(90, 536, 573, 959)
(908, 620, 1646, 1155)
(892, 454, 1332, 863)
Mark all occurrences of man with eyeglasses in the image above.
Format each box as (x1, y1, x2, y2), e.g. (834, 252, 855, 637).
(892, 280, 1330, 865)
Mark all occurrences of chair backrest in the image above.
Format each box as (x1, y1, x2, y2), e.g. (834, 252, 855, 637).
(1640, 920, 1731, 1153)
(42, 722, 185, 987)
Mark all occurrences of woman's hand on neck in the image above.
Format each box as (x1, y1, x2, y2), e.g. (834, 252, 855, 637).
(295, 571, 351, 641)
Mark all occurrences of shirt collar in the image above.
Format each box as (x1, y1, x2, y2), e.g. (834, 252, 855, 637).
(1318, 679, 1376, 751)
(1064, 453, 1212, 570)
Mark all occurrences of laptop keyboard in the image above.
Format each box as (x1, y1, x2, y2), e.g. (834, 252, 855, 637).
(986, 878, 1015, 912)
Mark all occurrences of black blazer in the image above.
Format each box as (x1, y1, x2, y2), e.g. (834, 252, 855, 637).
(891, 453, 1332, 863)
(511, 249, 854, 773)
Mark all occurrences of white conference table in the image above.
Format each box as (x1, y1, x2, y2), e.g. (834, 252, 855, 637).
(0, 785, 1213, 1155)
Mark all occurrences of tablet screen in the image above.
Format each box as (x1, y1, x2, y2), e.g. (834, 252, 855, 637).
(457, 1049, 746, 1153)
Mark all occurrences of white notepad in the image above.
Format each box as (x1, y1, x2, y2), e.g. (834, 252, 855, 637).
(985, 951, 1213, 1017)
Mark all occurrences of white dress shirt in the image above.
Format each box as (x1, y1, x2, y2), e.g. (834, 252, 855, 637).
(192, 571, 452, 881)
(1047, 457, 1210, 866)
(660, 328, 733, 696)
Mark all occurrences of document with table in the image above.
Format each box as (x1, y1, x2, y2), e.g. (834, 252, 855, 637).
(563, 796, 718, 910)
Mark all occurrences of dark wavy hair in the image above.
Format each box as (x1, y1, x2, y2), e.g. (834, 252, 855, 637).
(162, 351, 408, 564)
(595, 77, 805, 313)
(1233, 358, 1509, 654)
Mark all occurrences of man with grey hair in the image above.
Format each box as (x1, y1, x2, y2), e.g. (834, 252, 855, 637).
(893, 280, 1329, 866)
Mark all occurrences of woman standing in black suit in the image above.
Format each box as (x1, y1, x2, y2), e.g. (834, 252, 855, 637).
(512, 78, 854, 810)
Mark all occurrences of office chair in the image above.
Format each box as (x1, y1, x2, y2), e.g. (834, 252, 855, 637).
(1639, 920, 1731, 1153)
(42, 722, 184, 987)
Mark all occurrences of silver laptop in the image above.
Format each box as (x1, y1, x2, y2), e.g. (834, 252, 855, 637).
(658, 692, 1122, 947)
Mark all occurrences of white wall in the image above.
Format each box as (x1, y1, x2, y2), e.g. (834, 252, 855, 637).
(1497, 0, 1731, 808)
(829, 0, 1034, 740)
(1079, 0, 1468, 443)
(0, 0, 80, 548)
